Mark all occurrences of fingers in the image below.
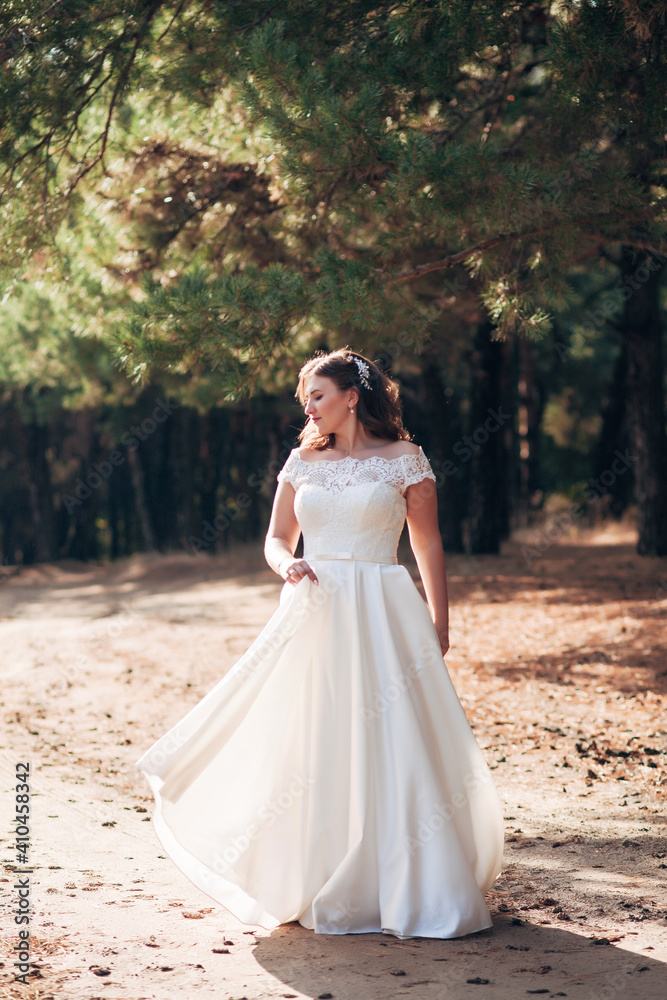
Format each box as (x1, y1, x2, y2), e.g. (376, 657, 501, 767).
(283, 559, 319, 586)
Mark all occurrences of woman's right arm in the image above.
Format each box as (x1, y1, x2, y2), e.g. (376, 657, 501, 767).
(264, 481, 301, 578)
(266, 456, 319, 586)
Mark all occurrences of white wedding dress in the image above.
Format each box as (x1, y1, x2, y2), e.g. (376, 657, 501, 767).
(136, 446, 504, 939)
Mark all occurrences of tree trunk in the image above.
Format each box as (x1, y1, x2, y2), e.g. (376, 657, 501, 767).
(421, 361, 465, 552)
(593, 340, 633, 519)
(11, 396, 57, 564)
(62, 411, 102, 561)
(109, 469, 120, 560)
(467, 318, 509, 554)
(1, 399, 32, 564)
(198, 411, 219, 545)
(169, 405, 198, 550)
(620, 247, 667, 556)
(498, 336, 516, 540)
(242, 405, 264, 542)
(25, 418, 56, 563)
(516, 338, 542, 528)
(218, 409, 235, 552)
(126, 445, 157, 551)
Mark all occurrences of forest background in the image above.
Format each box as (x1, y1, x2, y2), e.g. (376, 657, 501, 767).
(0, 0, 665, 567)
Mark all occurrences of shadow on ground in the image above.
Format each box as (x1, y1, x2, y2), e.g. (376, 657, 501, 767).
(253, 917, 665, 1000)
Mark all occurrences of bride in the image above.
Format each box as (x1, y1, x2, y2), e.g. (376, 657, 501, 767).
(137, 348, 504, 940)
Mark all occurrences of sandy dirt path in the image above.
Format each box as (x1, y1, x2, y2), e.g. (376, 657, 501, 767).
(1, 533, 666, 1000)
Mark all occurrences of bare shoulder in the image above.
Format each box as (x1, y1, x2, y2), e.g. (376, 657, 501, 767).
(294, 446, 318, 463)
(386, 440, 422, 458)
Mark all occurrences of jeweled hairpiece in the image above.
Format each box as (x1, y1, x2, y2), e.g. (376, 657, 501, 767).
(351, 355, 372, 390)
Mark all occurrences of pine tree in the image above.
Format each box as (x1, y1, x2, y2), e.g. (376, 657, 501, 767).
(0, 1, 665, 551)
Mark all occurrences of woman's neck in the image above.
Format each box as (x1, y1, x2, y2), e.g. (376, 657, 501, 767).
(331, 431, 384, 455)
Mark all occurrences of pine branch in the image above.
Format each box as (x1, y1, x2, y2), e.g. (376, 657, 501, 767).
(67, 30, 145, 191)
(0, 0, 167, 202)
(385, 232, 536, 283)
(0, 0, 71, 65)
(384, 222, 667, 286)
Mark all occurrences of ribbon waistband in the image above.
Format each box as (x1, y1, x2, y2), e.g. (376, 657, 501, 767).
(305, 551, 398, 565)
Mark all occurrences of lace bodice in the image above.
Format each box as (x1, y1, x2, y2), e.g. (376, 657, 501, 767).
(277, 446, 437, 561)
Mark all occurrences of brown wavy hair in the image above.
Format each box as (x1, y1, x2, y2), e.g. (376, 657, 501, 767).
(295, 348, 411, 451)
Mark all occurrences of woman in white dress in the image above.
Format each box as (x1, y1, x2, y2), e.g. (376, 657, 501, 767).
(136, 348, 504, 940)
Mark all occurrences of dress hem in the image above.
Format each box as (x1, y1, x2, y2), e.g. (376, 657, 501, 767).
(141, 766, 496, 941)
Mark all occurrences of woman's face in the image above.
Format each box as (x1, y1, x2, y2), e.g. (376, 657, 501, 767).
(303, 375, 356, 436)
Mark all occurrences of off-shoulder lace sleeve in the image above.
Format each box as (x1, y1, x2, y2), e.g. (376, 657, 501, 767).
(399, 447, 437, 491)
(276, 449, 301, 487)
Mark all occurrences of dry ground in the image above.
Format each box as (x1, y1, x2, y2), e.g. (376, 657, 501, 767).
(1, 528, 666, 1000)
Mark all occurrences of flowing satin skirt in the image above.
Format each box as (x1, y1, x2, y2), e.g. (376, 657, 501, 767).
(136, 558, 504, 939)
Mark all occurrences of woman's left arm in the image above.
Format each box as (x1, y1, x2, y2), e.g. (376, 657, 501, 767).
(405, 477, 449, 656)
